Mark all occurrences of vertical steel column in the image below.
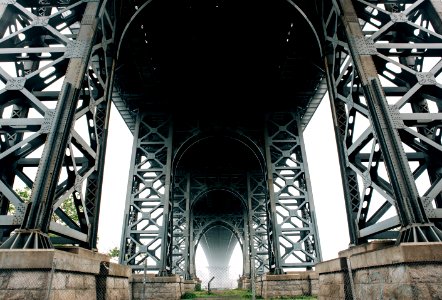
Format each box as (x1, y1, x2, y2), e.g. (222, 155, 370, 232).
(119, 113, 174, 274)
(296, 113, 323, 266)
(264, 124, 283, 274)
(243, 207, 251, 278)
(83, 0, 117, 250)
(171, 174, 187, 276)
(189, 207, 196, 278)
(247, 173, 270, 275)
(321, 0, 362, 244)
(321, 0, 398, 242)
(246, 173, 258, 294)
(171, 173, 192, 278)
(264, 112, 322, 272)
(185, 174, 195, 279)
(1, 1, 102, 249)
(184, 174, 192, 279)
(324, 0, 442, 242)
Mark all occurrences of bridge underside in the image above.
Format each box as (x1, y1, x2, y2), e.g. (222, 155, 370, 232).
(115, 0, 326, 276)
(198, 226, 237, 269)
(114, 0, 324, 124)
(0, 0, 441, 288)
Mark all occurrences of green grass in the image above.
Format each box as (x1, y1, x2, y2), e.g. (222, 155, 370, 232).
(181, 289, 317, 299)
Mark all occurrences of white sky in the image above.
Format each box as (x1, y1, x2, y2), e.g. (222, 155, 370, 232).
(97, 94, 351, 266)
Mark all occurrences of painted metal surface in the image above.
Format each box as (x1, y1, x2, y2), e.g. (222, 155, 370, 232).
(0, 0, 115, 249)
(2, 0, 440, 279)
(323, 0, 442, 243)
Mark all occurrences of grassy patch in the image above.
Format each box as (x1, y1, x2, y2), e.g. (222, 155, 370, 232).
(181, 289, 317, 299)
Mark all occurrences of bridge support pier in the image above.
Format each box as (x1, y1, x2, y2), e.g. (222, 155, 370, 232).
(131, 274, 199, 300)
(0, 247, 131, 299)
(316, 242, 442, 299)
(254, 271, 318, 299)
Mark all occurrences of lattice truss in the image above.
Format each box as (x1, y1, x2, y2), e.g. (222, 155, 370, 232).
(265, 112, 322, 270)
(170, 120, 270, 277)
(172, 175, 274, 278)
(172, 173, 259, 277)
(0, 0, 115, 247)
(120, 114, 173, 273)
(192, 213, 244, 261)
(247, 173, 270, 275)
(171, 174, 189, 277)
(323, 0, 442, 243)
(190, 175, 246, 270)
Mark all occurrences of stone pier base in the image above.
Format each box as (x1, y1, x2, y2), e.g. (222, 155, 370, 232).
(256, 271, 318, 299)
(131, 274, 182, 300)
(316, 241, 442, 300)
(0, 247, 131, 299)
(237, 275, 251, 290)
(182, 278, 198, 293)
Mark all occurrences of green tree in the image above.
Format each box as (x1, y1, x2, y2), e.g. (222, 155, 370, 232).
(108, 246, 120, 258)
(8, 186, 31, 214)
(9, 187, 78, 224)
(54, 196, 79, 223)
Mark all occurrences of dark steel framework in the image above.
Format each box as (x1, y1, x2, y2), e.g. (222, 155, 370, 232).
(0, 0, 440, 281)
(119, 113, 322, 275)
(0, 0, 116, 249)
(322, 0, 442, 244)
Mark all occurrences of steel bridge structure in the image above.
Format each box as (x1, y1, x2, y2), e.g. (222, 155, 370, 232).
(0, 0, 441, 280)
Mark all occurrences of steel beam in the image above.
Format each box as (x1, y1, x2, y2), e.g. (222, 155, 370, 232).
(264, 112, 322, 273)
(119, 113, 174, 275)
(322, 0, 442, 243)
(0, 0, 115, 249)
(247, 173, 271, 275)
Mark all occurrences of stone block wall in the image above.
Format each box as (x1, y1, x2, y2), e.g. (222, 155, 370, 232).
(181, 279, 196, 293)
(0, 248, 131, 300)
(237, 276, 251, 290)
(131, 274, 182, 300)
(316, 242, 442, 300)
(256, 271, 318, 299)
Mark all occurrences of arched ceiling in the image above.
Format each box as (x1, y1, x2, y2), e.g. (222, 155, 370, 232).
(176, 135, 261, 174)
(193, 190, 244, 215)
(115, 0, 324, 117)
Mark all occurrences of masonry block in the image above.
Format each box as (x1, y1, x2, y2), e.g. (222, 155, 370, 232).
(255, 271, 318, 299)
(316, 242, 442, 300)
(131, 274, 183, 300)
(0, 248, 131, 300)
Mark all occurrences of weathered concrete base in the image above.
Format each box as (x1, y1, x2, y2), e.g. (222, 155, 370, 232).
(316, 241, 442, 300)
(0, 247, 131, 300)
(237, 275, 251, 290)
(182, 278, 197, 293)
(256, 271, 318, 299)
(131, 274, 182, 300)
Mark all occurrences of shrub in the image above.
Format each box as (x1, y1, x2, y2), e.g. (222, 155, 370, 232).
(181, 292, 197, 299)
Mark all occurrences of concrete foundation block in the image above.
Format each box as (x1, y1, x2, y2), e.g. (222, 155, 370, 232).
(0, 248, 131, 300)
(316, 242, 442, 300)
(255, 271, 318, 299)
(131, 274, 183, 300)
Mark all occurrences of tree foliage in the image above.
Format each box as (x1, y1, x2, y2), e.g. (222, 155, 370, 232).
(10, 187, 78, 223)
(108, 246, 120, 258)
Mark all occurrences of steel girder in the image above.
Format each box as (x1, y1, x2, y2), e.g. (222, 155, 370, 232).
(119, 113, 173, 274)
(125, 112, 323, 275)
(264, 112, 322, 272)
(0, 0, 116, 249)
(189, 175, 247, 277)
(322, 0, 442, 243)
(169, 119, 270, 277)
(247, 173, 271, 276)
(171, 173, 190, 278)
(172, 173, 273, 278)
